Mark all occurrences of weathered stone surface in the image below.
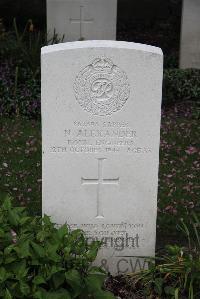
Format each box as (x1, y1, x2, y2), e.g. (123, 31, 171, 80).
(42, 40, 163, 274)
(180, 0, 200, 69)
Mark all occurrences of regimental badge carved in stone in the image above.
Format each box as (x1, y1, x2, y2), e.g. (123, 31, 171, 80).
(74, 57, 130, 116)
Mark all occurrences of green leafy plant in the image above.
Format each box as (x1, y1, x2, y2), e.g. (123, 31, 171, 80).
(0, 62, 41, 118)
(163, 69, 200, 107)
(0, 19, 66, 118)
(0, 19, 18, 59)
(128, 214, 200, 298)
(0, 19, 64, 79)
(0, 194, 115, 298)
(12, 18, 64, 79)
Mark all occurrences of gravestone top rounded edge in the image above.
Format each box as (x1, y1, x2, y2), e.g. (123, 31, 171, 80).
(41, 40, 163, 56)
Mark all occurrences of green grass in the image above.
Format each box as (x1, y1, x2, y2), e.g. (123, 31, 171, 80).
(158, 103, 199, 243)
(0, 117, 41, 214)
(0, 103, 199, 243)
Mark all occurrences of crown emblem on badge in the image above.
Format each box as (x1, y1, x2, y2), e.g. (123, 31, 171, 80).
(92, 57, 113, 73)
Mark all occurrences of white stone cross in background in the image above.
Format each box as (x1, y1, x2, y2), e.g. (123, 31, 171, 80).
(47, 0, 117, 42)
(81, 158, 119, 218)
(70, 5, 94, 40)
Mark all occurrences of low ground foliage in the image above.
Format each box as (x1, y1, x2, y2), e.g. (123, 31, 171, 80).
(0, 117, 41, 214)
(158, 102, 199, 241)
(0, 195, 115, 299)
(106, 214, 200, 299)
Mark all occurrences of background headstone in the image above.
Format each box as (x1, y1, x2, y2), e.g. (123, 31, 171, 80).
(180, 0, 200, 69)
(42, 40, 163, 275)
(47, 0, 117, 41)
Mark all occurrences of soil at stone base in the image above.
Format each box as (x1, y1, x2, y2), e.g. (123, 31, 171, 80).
(105, 275, 188, 299)
(105, 275, 146, 299)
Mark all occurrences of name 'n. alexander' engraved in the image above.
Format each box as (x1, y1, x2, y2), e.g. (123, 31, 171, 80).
(64, 128, 136, 138)
(76, 129, 136, 138)
(74, 57, 130, 116)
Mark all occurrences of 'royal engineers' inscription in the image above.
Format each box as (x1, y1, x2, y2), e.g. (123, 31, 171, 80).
(50, 120, 151, 154)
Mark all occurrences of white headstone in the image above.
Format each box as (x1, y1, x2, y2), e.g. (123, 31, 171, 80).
(47, 0, 117, 42)
(180, 0, 200, 69)
(42, 41, 163, 275)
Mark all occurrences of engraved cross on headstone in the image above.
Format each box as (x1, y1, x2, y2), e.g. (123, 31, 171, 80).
(70, 5, 94, 40)
(81, 158, 119, 219)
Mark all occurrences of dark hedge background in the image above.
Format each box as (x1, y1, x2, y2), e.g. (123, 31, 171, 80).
(0, 0, 182, 67)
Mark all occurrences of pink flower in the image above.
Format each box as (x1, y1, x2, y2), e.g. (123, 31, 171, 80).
(165, 205, 173, 211)
(185, 146, 198, 155)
